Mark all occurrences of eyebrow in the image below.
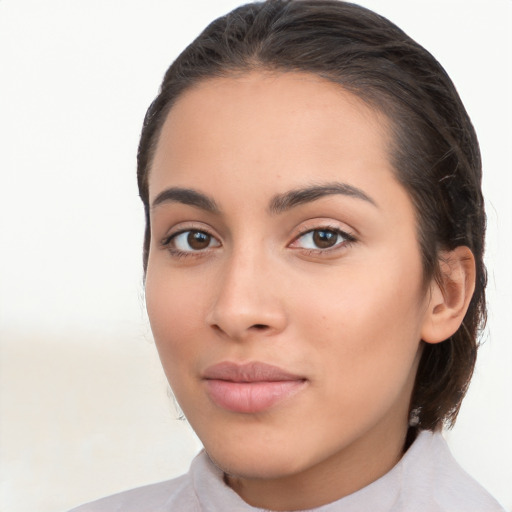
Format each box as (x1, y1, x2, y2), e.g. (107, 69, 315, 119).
(151, 187, 220, 213)
(268, 182, 377, 214)
(151, 181, 377, 215)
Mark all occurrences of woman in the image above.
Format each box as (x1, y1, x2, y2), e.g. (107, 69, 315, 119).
(70, 1, 505, 510)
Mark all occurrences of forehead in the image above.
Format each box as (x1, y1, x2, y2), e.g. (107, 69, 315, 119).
(149, 71, 398, 205)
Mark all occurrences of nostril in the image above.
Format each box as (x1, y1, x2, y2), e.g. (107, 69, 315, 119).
(252, 324, 269, 330)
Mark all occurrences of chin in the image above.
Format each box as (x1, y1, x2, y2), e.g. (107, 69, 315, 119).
(204, 439, 311, 480)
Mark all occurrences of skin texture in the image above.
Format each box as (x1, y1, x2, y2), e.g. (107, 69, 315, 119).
(144, 72, 474, 510)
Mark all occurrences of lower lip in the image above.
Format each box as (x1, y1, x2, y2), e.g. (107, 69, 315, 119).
(204, 379, 306, 413)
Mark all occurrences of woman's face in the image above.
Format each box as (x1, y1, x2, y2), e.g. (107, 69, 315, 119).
(145, 72, 433, 506)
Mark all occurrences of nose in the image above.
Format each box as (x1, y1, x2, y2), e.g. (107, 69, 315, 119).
(206, 250, 287, 341)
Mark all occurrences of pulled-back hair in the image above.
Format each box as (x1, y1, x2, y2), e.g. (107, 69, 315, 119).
(137, 0, 486, 431)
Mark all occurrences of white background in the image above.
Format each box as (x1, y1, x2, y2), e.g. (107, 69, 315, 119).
(0, 1, 511, 511)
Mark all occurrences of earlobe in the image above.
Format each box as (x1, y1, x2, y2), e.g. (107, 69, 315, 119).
(421, 246, 476, 345)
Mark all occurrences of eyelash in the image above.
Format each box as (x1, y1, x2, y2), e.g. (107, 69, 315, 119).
(160, 225, 357, 259)
(161, 228, 220, 259)
(290, 226, 356, 255)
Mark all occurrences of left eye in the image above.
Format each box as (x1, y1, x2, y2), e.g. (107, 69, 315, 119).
(293, 229, 351, 250)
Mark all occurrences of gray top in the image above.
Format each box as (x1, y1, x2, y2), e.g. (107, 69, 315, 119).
(69, 431, 506, 511)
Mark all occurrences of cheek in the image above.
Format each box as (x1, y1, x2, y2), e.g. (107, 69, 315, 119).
(144, 266, 207, 375)
(146, 278, 193, 338)
(292, 259, 425, 393)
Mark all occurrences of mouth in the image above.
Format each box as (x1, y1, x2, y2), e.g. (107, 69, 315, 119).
(202, 361, 307, 414)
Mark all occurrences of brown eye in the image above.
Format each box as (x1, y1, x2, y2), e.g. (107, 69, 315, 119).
(312, 230, 338, 248)
(290, 227, 354, 252)
(168, 229, 220, 252)
(187, 231, 211, 250)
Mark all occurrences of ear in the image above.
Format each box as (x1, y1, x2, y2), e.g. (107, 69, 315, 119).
(421, 246, 476, 344)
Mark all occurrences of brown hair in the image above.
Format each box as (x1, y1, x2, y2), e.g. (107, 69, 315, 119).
(137, 0, 486, 431)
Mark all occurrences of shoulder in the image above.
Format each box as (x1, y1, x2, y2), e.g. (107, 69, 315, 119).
(66, 450, 249, 512)
(67, 473, 198, 512)
(398, 430, 506, 512)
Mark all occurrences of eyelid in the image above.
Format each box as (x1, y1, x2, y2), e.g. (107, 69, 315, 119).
(292, 228, 354, 246)
(160, 221, 218, 244)
(164, 229, 220, 246)
(291, 218, 356, 240)
(159, 223, 222, 259)
(288, 221, 357, 253)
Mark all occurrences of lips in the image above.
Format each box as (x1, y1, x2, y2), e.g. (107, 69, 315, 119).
(202, 362, 307, 413)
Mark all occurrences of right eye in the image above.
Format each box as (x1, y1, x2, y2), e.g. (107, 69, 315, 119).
(164, 229, 221, 253)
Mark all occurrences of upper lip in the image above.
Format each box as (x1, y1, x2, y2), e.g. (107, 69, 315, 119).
(202, 361, 305, 382)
